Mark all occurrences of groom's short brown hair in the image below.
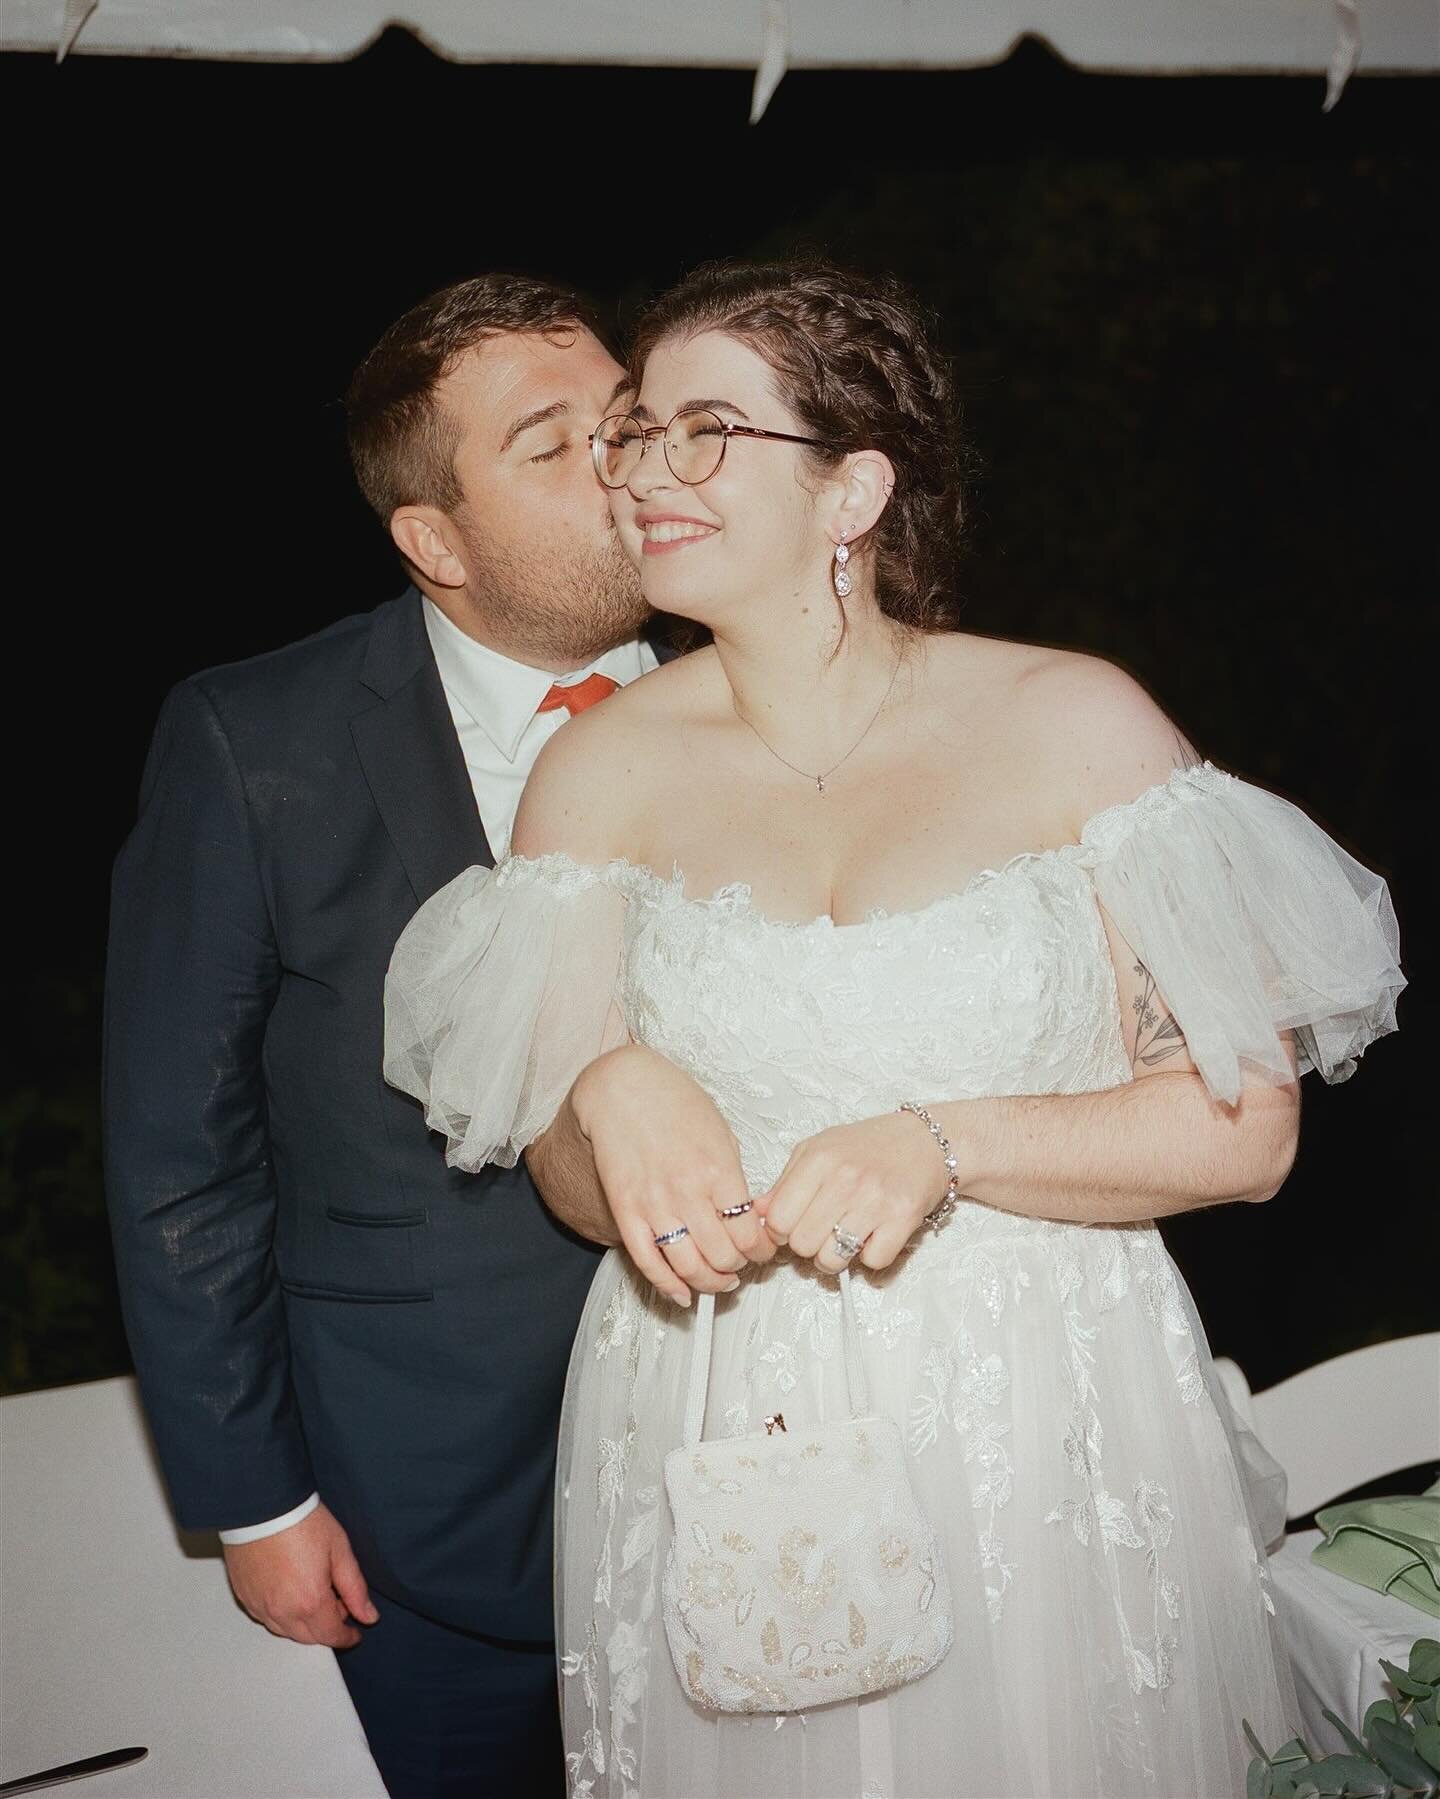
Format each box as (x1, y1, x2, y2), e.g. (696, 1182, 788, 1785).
(345, 273, 602, 526)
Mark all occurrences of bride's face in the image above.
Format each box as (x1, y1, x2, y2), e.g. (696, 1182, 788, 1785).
(606, 330, 835, 627)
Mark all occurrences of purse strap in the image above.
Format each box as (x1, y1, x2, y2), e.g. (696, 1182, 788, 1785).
(681, 1268, 871, 1448)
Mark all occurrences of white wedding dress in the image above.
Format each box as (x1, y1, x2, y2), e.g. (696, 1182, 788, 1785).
(384, 762, 1404, 1799)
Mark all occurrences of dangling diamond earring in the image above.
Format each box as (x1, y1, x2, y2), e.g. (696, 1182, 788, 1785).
(832, 535, 852, 598)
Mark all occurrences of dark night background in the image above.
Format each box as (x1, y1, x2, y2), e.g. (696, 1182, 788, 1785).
(1, 33, 1431, 1408)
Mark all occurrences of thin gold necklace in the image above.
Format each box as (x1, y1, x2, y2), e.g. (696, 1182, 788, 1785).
(731, 652, 904, 795)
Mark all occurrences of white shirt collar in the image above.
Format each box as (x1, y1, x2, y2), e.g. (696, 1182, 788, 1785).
(422, 596, 653, 763)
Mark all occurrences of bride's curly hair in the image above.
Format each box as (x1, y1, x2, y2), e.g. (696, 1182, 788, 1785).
(629, 259, 972, 634)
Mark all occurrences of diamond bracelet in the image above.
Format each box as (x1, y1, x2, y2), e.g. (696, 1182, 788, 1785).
(897, 1101, 960, 1230)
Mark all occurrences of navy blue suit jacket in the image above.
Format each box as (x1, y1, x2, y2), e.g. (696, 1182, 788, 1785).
(104, 588, 650, 1639)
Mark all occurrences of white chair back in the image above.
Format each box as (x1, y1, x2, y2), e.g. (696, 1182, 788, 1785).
(1216, 1334, 1440, 1520)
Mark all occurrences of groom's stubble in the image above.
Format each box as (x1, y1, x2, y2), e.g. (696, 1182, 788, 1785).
(455, 506, 650, 667)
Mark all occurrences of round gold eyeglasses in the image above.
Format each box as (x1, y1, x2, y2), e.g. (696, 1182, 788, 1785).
(588, 407, 842, 490)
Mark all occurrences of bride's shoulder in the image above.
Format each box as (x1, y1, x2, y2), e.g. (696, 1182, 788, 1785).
(1024, 647, 1199, 834)
(511, 646, 718, 861)
(933, 634, 1200, 833)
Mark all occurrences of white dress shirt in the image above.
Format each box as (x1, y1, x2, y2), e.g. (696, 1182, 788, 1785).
(421, 595, 658, 858)
(218, 599, 658, 1546)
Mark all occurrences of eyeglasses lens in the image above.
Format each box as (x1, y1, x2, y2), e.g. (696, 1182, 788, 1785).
(593, 411, 727, 488)
(593, 415, 644, 488)
(665, 412, 727, 485)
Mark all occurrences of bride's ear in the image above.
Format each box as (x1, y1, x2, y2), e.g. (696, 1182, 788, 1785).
(829, 451, 896, 550)
(391, 505, 469, 589)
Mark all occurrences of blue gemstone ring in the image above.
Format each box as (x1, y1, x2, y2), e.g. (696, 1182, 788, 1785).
(653, 1225, 690, 1248)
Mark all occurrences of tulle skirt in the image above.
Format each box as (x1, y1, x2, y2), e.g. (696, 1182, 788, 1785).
(556, 1204, 1298, 1798)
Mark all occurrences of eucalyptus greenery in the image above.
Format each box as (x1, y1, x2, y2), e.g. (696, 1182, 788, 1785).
(1245, 1637, 1440, 1798)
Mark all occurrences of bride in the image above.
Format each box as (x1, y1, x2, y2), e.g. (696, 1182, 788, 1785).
(384, 259, 1404, 1797)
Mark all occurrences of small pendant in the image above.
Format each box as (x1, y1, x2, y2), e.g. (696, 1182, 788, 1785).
(815, 776, 826, 795)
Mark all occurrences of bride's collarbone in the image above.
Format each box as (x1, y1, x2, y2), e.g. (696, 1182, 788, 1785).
(622, 712, 1083, 924)
(629, 803, 1080, 928)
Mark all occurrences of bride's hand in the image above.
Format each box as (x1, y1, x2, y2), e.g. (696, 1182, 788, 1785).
(571, 1043, 775, 1305)
(757, 1114, 954, 1274)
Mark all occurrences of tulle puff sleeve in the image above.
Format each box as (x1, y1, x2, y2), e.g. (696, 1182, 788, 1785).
(1077, 763, 1405, 1106)
(383, 853, 630, 1171)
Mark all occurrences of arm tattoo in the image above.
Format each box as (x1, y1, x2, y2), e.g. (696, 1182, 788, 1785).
(1130, 962, 1187, 1069)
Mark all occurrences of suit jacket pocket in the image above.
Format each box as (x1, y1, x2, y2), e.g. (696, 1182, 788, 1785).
(278, 1204, 432, 1301)
(280, 1277, 433, 1304)
(325, 1206, 428, 1229)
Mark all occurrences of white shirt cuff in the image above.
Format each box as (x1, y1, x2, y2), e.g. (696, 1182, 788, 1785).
(218, 1491, 321, 1545)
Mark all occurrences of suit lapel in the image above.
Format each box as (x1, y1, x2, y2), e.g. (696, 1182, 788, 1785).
(350, 590, 493, 905)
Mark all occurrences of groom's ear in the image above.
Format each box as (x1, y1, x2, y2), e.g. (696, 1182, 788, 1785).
(390, 505, 468, 589)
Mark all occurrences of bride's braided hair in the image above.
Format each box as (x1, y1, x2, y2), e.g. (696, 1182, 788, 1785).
(630, 260, 969, 633)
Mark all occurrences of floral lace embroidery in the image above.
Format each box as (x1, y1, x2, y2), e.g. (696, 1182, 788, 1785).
(1044, 1231, 1185, 1706)
(566, 1274, 658, 1799)
(901, 1232, 1036, 1623)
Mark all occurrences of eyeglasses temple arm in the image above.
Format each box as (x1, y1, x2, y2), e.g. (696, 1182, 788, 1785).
(725, 426, 841, 449)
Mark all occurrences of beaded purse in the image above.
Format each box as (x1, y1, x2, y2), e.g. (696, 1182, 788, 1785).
(661, 1268, 954, 1713)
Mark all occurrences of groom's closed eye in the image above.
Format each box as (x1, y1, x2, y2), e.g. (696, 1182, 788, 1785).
(500, 399, 571, 460)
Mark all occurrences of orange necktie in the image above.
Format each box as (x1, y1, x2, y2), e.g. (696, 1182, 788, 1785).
(536, 673, 620, 718)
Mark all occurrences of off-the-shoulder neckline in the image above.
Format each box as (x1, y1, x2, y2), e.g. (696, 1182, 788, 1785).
(503, 759, 1232, 933)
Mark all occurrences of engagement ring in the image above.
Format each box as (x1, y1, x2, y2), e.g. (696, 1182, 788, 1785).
(830, 1223, 866, 1260)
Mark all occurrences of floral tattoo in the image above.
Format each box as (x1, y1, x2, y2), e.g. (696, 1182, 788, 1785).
(1131, 963, 1186, 1069)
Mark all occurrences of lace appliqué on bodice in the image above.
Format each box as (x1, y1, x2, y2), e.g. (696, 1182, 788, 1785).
(516, 841, 1130, 1195)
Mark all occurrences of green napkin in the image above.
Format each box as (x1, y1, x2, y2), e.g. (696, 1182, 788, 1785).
(1311, 1479, 1440, 1619)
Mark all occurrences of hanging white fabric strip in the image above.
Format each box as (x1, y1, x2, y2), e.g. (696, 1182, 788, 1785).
(750, 0, 790, 123)
(56, 0, 98, 61)
(1324, 0, 1364, 110)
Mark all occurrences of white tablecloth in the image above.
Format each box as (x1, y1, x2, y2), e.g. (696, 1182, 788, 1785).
(6, 1374, 1432, 1794)
(0, 1377, 385, 1798)
(1269, 1528, 1434, 1748)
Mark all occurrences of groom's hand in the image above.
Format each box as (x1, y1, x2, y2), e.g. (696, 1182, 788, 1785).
(222, 1501, 379, 1649)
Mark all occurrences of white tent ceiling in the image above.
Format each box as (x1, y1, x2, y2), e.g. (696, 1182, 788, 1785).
(5, 0, 1437, 117)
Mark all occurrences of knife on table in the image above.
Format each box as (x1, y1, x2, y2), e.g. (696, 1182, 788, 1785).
(0, 1749, 149, 1795)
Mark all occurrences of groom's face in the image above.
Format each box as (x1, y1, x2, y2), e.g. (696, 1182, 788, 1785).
(433, 327, 647, 665)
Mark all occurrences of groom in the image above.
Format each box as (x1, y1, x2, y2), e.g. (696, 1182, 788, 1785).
(103, 274, 657, 1797)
